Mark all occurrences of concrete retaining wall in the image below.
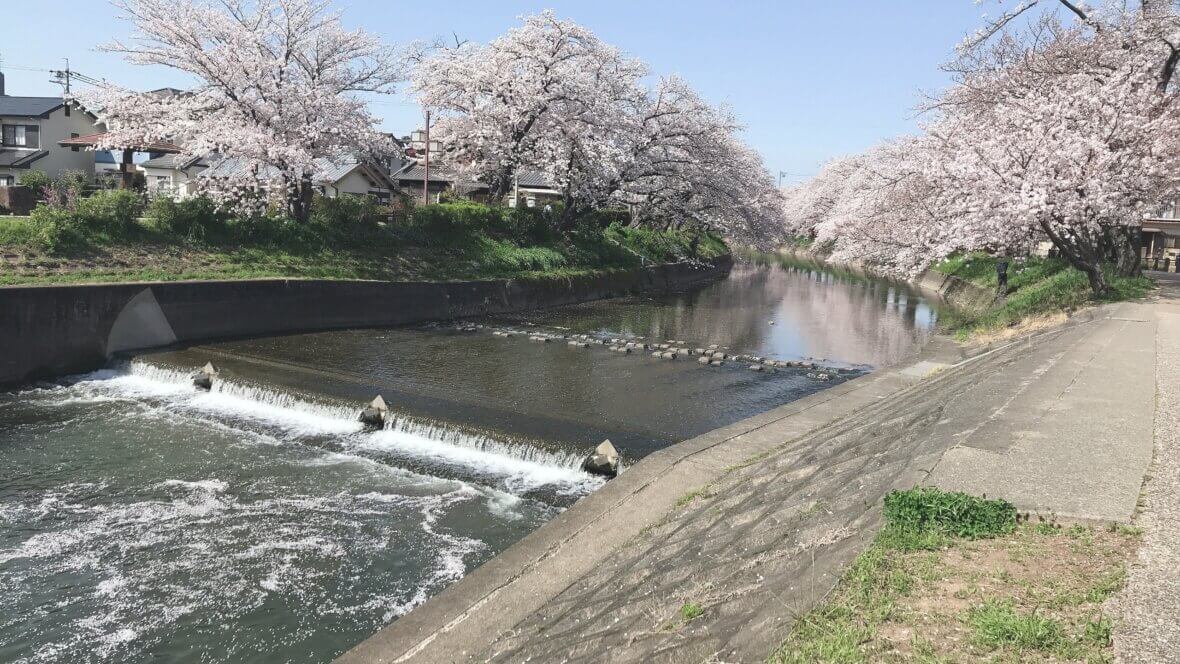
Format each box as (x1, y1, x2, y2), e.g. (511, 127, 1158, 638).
(777, 247, 995, 312)
(0, 258, 731, 388)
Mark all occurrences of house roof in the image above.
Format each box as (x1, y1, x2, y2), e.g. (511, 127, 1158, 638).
(0, 96, 65, 118)
(0, 149, 49, 168)
(140, 154, 204, 170)
(515, 170, 554, 189)
(59, 132, 183, 153)
(393, 163, 454, 184)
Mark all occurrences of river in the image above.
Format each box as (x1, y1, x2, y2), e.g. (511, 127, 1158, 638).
(0, 259, 936, 663)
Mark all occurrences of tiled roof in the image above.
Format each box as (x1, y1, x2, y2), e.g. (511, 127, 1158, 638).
(140, 154, 204, 170)
(515, 170, 554, 189)
(0, 149, 49, 168)
(0, 96, 64, 117)
(393, 163, 454, 183)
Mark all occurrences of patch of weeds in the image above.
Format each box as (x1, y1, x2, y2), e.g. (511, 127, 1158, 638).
(968, 599, 1063, 651)
(675, 487, 714, 507)
(1107, 522, 1144, 537)
(1085, 566, 1127, 603)
(883, 487, 1016, 545)
(1083, 616, 1113, 646)
(1033, 522, 1061, 536)
(680, 602, 705, 621)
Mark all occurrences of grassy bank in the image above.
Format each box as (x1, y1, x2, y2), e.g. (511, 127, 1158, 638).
(771, 488, 1140, 663)
(0, 193, 726, 285)
(934, 253, 1152, 340)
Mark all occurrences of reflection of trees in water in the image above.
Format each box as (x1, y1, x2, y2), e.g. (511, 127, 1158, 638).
(637, 265, 934, 366)
(771, 267, 934, 366)
(508, 263, 934, 366)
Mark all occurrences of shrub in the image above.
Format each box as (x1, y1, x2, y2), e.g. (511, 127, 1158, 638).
(147, 196, 226, 239)
(310, 194, 388, 228)
(75, 189, 143, 235)
(410, 201, 504, 238)
(27, 205, 86, 252)
(17, 170, 53, 197)
(883, 487, 1016, 542)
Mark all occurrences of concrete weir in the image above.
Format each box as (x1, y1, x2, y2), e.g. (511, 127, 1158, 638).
(0, 258, 730, 388)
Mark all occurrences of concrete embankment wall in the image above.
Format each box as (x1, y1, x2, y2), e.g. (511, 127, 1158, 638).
(776, 247, 995, 312)
(0, 258, 731, 388)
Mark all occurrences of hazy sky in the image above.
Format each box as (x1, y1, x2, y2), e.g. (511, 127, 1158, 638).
(0, 1, 992, 183)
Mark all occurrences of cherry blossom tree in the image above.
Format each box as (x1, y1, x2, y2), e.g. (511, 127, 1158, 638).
(80, 0, 402, 222)
(413, 14, 785, 247)
(786, 1, 1180, 295)
(931, 3, 1180, 293)
(412, 11, 646, 204)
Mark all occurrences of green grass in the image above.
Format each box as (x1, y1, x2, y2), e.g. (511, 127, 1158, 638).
(968, 599, 1064, 651)
(680, 602, 705, 621)
(0, 198, 727, 285)
(0, 216, 37, 245)
(769, 489, 1133, 664)
(882, 487, 1017, 544)
(934, 252, 1153, 339)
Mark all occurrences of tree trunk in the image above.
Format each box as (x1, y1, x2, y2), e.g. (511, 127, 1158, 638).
(1110, 226, 1142, 277)
(1040, 219, 1114, 297)
(289, 177, 314, 223)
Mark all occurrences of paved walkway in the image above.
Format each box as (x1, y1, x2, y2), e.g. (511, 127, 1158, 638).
(1112, 283, 1180, 663)
(338, 299, 1165, 664)
(925, 300, 1156, 523)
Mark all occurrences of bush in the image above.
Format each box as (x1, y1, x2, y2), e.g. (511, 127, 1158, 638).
(75, 189, 143, 235)
(27, 205, 86, 252)
(310, 194, 388, 228)
(17, 170, 53, 197)
(410, 201, 504, 238)
(147, 196, 226, 240)
(883, 487, 1017, 541)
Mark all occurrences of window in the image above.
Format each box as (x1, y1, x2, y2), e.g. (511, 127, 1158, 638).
(0, 175, 13, 187)
(1, 124, 39, 149)
(71, 132, 80, 152)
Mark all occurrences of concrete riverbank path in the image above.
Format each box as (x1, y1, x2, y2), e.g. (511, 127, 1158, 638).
(338, 290, 1172, 664)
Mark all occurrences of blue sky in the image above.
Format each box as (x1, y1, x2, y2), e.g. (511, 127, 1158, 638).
(0, 1, 990, 183)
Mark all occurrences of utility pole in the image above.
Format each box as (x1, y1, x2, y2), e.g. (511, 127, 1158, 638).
(423, 109, 431, 206)
(62, 58, 71, 94)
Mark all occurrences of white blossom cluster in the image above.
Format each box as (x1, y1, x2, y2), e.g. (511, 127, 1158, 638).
(411, 11, 786, 247)
(784, 0, 1180, 293)
(79, 0, 402, 221)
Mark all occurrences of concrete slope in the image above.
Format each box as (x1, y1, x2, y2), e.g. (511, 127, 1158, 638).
(338, 304, 1158, 664)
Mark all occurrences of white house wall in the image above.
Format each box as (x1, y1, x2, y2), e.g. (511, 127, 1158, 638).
(0, 105, 101, 182)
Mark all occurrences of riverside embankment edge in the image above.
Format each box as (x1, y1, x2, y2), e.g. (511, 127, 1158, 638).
(333, 337, 971, 664)
(338, 298, 1158, 663)
(0, 257, 731, 388)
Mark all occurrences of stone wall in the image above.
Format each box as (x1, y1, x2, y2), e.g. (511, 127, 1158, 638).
(0, 258, 731, 388)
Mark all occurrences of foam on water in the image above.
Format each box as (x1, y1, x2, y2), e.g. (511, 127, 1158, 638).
(0, 479, 489, 663)
(362, 418, 601, 495)
(43, 361, 602, 496)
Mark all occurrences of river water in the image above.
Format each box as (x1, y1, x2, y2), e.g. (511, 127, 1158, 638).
(0, 260, 936, 663)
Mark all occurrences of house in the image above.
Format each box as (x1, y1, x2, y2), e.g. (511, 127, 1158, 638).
(390, 162, 455, 202)
(0, 72, 105, 186)
(510, 171, 562, 208)
(198, 156, 396, 202)
(1142, 201, 1180, 265)
(140, 154, 207, 198)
